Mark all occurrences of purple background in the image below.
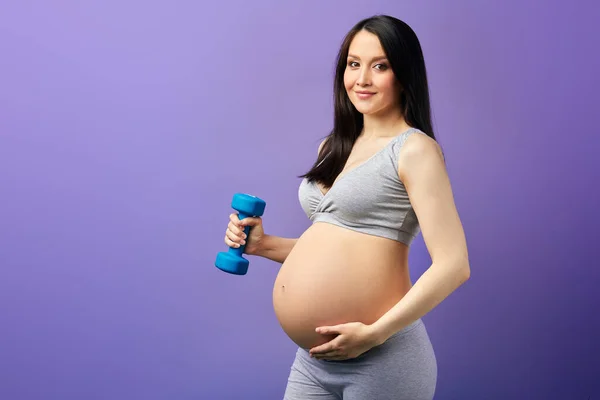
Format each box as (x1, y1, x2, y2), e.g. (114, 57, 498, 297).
(1, 1, 598, 399)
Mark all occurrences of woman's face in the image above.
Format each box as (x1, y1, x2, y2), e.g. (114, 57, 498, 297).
(344, 30, 402, 117)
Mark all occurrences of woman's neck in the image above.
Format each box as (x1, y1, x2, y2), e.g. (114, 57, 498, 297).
(361, 111, 410, 139)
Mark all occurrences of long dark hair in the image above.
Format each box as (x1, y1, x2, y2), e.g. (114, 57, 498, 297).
(300, 15, 436, 188)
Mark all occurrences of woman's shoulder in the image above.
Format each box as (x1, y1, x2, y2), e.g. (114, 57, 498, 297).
(396, 130, 445, 180)
(398, 129, 444, 160)
(317, 136, 330, 156)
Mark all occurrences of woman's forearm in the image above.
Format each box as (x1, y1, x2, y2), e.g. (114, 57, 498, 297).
(370, 257, 470, 344)
(252, 234, 298, 264)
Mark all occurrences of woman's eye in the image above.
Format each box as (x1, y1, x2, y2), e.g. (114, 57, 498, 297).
(347, 61, 388, 70)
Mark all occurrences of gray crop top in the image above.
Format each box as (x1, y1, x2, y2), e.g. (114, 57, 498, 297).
(298, 127, 424, 245)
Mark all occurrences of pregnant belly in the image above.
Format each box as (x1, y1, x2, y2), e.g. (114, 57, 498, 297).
(272, 222, 411, 349)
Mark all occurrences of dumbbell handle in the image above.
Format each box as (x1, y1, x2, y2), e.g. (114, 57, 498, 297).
(230, 212, 251, 256)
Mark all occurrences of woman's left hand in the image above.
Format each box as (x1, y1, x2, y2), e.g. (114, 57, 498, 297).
(309, 322, 382, 361)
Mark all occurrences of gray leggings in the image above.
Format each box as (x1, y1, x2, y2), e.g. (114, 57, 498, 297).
(283, 319, 437, 400)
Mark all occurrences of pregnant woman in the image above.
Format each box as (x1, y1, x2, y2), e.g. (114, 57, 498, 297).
(223, 14, 470, 400)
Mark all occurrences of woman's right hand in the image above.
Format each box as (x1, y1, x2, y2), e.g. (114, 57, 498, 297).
(224, 212, 265, 256)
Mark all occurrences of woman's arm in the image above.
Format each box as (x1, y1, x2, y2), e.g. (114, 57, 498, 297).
(250, 235, 298, 264)
(247, 138, 324, 264)
(371, 133, 471, 343)
(245, 138, 323, 264)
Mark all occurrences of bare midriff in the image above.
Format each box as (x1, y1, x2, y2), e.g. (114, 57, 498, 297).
(272, 221, 413, 350)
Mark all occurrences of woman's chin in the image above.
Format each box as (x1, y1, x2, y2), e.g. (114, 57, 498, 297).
(350, 100, 385, 115)
(353, 104, 376, 114)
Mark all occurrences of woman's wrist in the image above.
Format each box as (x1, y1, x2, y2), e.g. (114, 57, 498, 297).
(252, 234, 273, 257)
(366, 320, 391, 346)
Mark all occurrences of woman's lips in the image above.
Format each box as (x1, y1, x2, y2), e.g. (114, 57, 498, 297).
(355, 91, 376, 100)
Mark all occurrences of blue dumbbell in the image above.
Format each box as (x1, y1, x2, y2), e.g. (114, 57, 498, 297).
(215, 193, 267, 275)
